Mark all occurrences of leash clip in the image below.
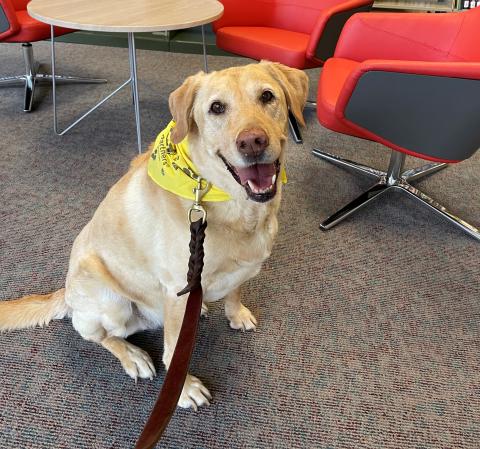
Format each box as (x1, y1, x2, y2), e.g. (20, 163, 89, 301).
(188, 176, 210, 224)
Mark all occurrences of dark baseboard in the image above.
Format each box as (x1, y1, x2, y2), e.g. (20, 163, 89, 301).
(56, 25, 234, 57)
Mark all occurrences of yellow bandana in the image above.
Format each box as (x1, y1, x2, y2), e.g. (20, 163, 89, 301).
(147, 120, 286, 202)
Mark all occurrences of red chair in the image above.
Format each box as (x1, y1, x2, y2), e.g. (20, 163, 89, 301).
(0, 0, 105, 111)
(313, 9, 480, 240)
(212, 0, 374, 143)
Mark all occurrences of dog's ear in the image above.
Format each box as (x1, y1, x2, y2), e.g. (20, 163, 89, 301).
(260, 61, 309, 127)
(169, 72, 205, 144)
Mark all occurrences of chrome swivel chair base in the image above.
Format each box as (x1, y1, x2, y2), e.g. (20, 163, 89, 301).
(288, 110, 303, 144)
(0, 43, 106, 112)
(288, 101, 317, 144)
(312, 148, 480, 241)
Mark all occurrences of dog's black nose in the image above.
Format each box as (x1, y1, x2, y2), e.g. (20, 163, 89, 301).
(236, 128, 269, 158)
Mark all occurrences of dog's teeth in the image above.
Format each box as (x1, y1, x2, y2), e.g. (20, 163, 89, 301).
(247, 180, 261, 194)
(247, 180, 274, 194)
(272, 174, 277, 184)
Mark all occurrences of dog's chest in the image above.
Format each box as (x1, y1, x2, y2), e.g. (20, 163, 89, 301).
(201, 219, 277, 302)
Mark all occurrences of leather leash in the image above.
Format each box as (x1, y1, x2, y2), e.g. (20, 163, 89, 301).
(135, 179, 209, 449)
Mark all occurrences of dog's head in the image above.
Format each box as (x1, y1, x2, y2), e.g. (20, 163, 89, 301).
(168, 61, 309, 203)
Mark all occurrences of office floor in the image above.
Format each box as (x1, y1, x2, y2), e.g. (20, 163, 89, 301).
(0, 41, 479, 449)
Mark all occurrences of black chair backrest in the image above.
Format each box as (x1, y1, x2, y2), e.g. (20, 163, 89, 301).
(0, 5, 10, 34)
(345, 71, 480, 161)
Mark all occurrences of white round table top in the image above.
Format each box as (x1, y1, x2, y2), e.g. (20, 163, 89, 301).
(27, 0, 224, 33)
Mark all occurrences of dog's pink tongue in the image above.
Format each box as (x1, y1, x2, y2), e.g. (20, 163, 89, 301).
(236, 163, 276, 189)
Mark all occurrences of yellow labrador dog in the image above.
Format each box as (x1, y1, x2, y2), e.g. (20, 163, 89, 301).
(0, 61, 308, 409)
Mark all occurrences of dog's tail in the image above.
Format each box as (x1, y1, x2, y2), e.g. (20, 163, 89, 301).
(0, 288, 68, 332)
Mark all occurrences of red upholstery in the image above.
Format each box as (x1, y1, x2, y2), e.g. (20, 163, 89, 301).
(317, 8, 480, 163)
(317, 58, 361, 136)
(334, 10, 480, 62)
(0, 0, 71, 43)
(213, 0, 374, 68)
(216, 27, 315, 69)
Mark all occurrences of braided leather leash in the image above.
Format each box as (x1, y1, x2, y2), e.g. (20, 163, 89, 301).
(134, 179, 208, 449)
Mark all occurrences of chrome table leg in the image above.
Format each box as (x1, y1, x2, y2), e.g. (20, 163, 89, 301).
(201, 25, 208, 73)
(128, 32, 142, 154)
(50, 25, 143, 153)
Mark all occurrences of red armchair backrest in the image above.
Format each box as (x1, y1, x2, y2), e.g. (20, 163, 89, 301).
(335, 7, 480, 64)
(213, 0, 343, 35)
(449, 7, 480, 62)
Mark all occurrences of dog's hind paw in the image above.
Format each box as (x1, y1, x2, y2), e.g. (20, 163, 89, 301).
(227, 304, 257, 332)
(178, 374, 212, 410)
(201, 302, 209, 317)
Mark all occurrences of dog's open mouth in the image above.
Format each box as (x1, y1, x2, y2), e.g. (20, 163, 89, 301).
(219, 153, 280, 203)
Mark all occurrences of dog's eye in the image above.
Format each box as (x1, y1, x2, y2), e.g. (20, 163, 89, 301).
(210, 101, 226, 115)
(260, 90, 274, 104)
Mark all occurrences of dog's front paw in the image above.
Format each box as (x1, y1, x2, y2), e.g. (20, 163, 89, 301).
(227, 304, 257, 332)
(121, 343, 156, 382)
(178, 374, 212, 411)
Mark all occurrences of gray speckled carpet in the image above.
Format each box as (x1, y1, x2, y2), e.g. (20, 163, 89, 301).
(1, 41, 479, 449)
